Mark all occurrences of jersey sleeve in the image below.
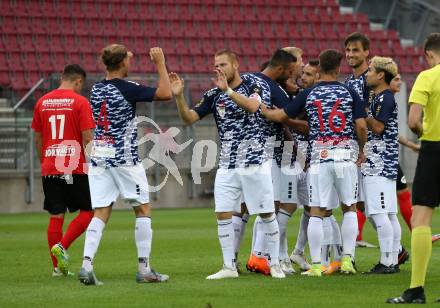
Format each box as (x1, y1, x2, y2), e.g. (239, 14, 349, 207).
(375, 93, 395, 124)
(193, 90, 215, 119)
(409, 71, 431, 106)
(123, 80, 157, 103)
(78, 98, 96, 131)
(283, 89, 308, 118)
(349, 88, 367, 119)
(271, 86, 293, 109)
(31, 101, 42, 132)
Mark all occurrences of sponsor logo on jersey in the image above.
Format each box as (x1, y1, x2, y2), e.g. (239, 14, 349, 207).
(45, 144, 76, 157)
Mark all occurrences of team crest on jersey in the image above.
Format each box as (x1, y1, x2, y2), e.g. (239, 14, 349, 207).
(217, 101, 226, 118)
(376, 105, 382, 114)
(320, 149, 329, 159)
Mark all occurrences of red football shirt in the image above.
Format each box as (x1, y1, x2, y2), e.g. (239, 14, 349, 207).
(31, 89, 95, 176)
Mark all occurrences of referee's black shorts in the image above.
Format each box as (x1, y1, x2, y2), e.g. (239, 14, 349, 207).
(412, 141, 440, 208)
(396, 164, 407, 191)
(42, 174, 93, 215)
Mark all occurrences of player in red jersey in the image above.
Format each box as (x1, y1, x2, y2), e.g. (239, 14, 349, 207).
(31, 64, 95, 277)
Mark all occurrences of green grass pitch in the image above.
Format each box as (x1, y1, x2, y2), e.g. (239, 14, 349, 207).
(1, 207, 439, 307)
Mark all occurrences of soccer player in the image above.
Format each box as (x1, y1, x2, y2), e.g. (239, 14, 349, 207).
(344, 32, 376, 248)
(363, 56, 401, 274)
(31, 64, 95, 277)
(247, 49, 301, 276)
(387, 33, 440, 304)
(78, 44, 172, 285)
(288, 59, 344, 274)
(263, 49, 368, 277)
(170, 49, 285, 279)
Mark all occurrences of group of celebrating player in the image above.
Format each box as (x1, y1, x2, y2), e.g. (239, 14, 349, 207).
(32, 29, 433, 293)
(171, 31, 413, 280)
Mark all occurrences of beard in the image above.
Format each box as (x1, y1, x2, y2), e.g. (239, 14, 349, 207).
(348, 59, 364, 68)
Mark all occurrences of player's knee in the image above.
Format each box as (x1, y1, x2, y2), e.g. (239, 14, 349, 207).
(410, 206, 434, 228)
(216, 212, 233, 220)
(279, 203, 297, 214)
(134, 203, 151, 217)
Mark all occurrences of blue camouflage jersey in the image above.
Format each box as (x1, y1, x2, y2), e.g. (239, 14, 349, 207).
(344, 69, 373, 108)
(362, 89, 398, 180)
(89, 78, 156, 167)
(284, 81, 366, 164)
(194, 73, 271, 169)
(254, 72, 294, 168)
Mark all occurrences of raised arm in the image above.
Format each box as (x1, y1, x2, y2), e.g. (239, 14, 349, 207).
(150, 47, 172, 101)
(169, 72, 200, 125)
(213, 69, 260, 113)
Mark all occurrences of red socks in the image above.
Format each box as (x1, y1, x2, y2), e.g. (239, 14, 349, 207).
(398, 190, 413, 230)
(356, 210, 366, 241)
(47, 216, 64, 268)
(61, 210, 94, 249)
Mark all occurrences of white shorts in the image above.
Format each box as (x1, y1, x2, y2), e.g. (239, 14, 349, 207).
(279, 162, 302, 204)
(88, 164, 150, 208)
(357, 167, 365, 202)
(297, 171, 309, 207)
(309, 161, 358, 208)
(215, 162, 275, 215)
(364, 176, 398, 216)
(271, 160, 281, 201)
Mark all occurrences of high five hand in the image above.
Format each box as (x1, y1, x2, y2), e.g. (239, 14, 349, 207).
(212, 69, 229, 92)
(169, 72, 184, 96)
(150, 47, 165, 65)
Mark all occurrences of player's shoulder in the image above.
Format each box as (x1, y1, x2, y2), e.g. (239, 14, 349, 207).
(202, 87, 222, 100)
(378, 89, 396, 104)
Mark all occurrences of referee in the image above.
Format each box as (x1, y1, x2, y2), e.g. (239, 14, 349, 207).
(387, 33, 440, 304)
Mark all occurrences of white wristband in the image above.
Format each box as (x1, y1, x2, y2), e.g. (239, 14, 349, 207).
(225, 87, 233, 97)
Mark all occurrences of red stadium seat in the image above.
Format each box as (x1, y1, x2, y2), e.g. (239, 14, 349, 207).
(37, 53, 54, 73)
(10, 72, 28, 90)
(52, 53, 67, 70)
(3, 35, 21, 52)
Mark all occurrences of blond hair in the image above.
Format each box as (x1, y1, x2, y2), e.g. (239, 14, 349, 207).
(101, 44, 128, 71)
(282, 46, 303, 59)
(370, 56, 398, 78)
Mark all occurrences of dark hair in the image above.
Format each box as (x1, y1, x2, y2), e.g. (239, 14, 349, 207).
(376, 68, 394, 85)
(215, 49, 238, 63)
(102, 44, 128, 71)
(268, 49, 296, 69)
(344, 32, 370, 51)
(260, 60, 270, 71)
(62, 64, 86, 81)
(319, 49, 343, 74)
(308, 59, 319, 67)
(424, 33, 440, 53)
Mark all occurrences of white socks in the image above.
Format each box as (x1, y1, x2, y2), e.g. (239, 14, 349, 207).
(371, 213, 393, 266)
(232, 214, 249, 258)
(293, 212, 309, 255)
(82, 217, 106, 271)
(330, 215, 343, 261)
(277, 209, 292, 260)
(135, 216, 152, 274)
(261, 214, 280, 266)
(217, 219, 236, 269)
(341, 211, 357, 258)
(389, 213, 402, 266)
(322, 217, 333, 266)
(308, 216, 323, 264)
(252, 216, 265, 256)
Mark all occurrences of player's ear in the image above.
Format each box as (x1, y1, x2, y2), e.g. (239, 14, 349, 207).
(377, 71, 384, 81)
